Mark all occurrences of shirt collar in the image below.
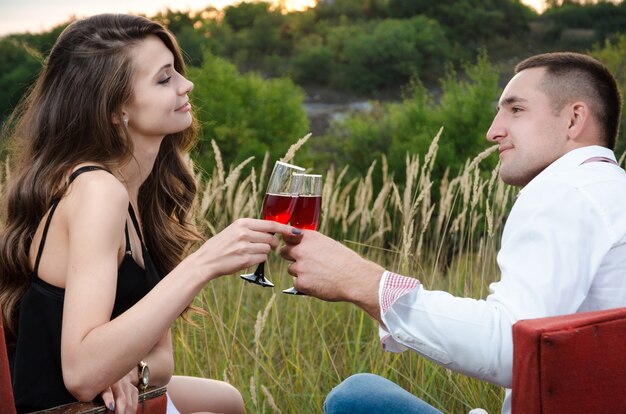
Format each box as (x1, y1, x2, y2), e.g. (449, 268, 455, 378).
(520, 145, 616, 193)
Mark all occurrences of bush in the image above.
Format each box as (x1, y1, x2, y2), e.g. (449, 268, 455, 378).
(312, 52, 500, 186)
(291, 46, 334, 85)
(326, 17, 451, 93)
(0, 39, 42, 121)
(590, 34, 626, 158)
(188, 53, 310, 171)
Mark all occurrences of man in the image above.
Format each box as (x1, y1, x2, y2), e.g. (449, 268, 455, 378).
(280, 52, 626, 414)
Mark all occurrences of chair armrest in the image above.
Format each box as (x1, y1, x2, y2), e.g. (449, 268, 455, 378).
(512, 307, 626, 414)
(31, 386, 167, 414)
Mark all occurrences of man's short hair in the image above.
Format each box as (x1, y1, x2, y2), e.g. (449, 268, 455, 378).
(516, 52, 622, 150)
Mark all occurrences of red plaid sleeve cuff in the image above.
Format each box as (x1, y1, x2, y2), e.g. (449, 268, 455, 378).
(380, 271, 420, 314)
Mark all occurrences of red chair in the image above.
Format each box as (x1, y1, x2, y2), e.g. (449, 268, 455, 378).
(512, 307, 626, 413)
(1, 305, 166, 414)
(1, 307, 16, 414)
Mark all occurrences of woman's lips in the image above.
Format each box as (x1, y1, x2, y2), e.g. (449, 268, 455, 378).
(175, 102, 191, 112)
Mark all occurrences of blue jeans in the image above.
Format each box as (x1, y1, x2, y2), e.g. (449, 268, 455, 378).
(324, 373, 443, 414)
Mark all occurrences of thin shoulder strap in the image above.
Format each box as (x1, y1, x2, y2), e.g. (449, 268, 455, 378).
(33, 199, 61, 275)
(33, 165, 113, 275)
(124, 217, 132, 255)
(127, 203, 145, 247)
(68, 165, 111, 183)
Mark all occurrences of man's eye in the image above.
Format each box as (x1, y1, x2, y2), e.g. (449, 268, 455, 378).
(158, 76, 172, 85)
(512, 107, 522, 113)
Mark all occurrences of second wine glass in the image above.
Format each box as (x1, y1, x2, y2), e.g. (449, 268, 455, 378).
(240, 161, 305, 287)
(283, 173, 323, 295)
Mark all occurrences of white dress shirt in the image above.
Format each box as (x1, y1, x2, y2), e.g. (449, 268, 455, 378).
(378, 145, 626, 414)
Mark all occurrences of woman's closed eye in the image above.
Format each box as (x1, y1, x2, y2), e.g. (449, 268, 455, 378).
(158, 76, 172, 85)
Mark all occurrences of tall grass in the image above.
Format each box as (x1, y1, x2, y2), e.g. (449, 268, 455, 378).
(0, 133, 514, 413)
(174, 131, 513, 413)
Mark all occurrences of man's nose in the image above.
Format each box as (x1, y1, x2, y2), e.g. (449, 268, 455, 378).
(486, 112, 506, 142)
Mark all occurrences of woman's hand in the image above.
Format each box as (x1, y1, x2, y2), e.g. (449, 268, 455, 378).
(100, 371, 138, 413)
(191, 218, 298, 280)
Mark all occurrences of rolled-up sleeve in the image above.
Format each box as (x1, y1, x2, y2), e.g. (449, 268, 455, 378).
(380, 285, 516, 387)
(377, 176, 611, 388)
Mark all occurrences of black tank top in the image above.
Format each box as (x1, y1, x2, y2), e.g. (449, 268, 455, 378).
(10, 166, 162, 411)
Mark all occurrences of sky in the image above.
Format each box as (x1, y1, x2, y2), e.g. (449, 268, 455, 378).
(0, 0, 544, 37)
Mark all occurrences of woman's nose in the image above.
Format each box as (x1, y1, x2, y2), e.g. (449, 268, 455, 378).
(179, 76, 193, 95)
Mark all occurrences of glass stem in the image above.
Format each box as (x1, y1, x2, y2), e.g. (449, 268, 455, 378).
(254, 261, 265, 279)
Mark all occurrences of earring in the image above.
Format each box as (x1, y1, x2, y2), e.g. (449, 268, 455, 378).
(123, 118, 129, 128)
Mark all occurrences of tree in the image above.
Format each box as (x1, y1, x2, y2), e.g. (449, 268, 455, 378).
(311, 52, 500, 184)
(388, 0, 532, 47)
(223, 2, 272, 32)
(188, 53, 310, 171)
(291, 46, 334, 85)
(0, 38, 42, 121)
(153, 9, 206, 66)
(543, 1, 626, 43)
(326, 17, 451, 92)
(590, 34, 626, 158)
(314, 0, 370, 21)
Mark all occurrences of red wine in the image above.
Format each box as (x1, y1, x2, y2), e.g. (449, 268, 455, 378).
(291, 195, 321, 230)
(263, 193, 297, 224)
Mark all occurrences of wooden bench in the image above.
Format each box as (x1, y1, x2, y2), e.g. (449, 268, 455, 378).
(512, 307, 626, 413)
(1, 305, 166, 414)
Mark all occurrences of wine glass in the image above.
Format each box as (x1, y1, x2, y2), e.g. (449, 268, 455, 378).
(282, 173, 323, 295)
(240, 161, 305, 287)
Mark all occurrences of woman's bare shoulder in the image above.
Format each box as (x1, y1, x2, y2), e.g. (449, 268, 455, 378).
(62, 168, 129, 222)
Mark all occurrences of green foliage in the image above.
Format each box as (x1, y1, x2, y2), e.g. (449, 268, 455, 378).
(388, 0, 533, 47)
(153, 9, 207, 66)
(6, 1, 626, 178)
(312, 52, 500, 182)
(0, 23, 69, 122)
(188, 54, 309, 171)
(325, 17, 451, 91)
(431, 55, 501, 173)
(175, 26, 205, 67)
(315, 0, 372, 21)
(8, 24, 67, 56)
(153, 9, 198, 34)
(0, 39, 42, 121)
(543, 1, 626, 43)
(590, 34, 626, 158)
(282, 9, 318, 42)
(246, 12, 289, 57)
(200, 19, 235, 57)
(223, 1, 271, 32)
(291, 46, 334, 85)
(387, 0, 422, 17)
(203, 0, 533, 93)
(220, 3, 291, 66)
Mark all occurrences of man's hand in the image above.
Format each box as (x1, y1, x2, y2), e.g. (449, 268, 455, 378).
(280, 230, 385, 322)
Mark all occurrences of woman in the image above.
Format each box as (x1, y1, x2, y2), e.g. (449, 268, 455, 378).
(0, 14, 296, 413)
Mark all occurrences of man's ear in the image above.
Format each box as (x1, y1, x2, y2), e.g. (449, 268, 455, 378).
(566, 101, 589, 141)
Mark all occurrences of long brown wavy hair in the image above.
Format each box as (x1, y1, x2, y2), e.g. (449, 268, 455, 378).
(0, 14, 201, 337)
